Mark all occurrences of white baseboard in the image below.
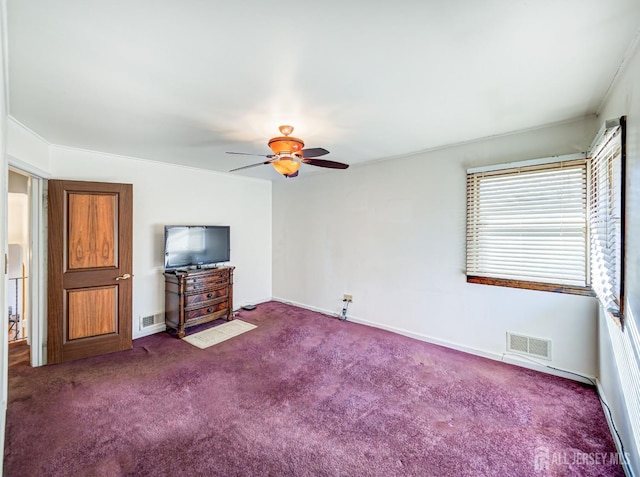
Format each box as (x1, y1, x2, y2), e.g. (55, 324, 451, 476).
(595, 381, 635, 477)
(234, 296, 273, 312)
(271, 296, 594, 384)
(134, 323, 166, 339)
(272, 296, 342, 317)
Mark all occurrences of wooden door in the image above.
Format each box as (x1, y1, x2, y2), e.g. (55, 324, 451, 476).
(47, 180, 133, 364)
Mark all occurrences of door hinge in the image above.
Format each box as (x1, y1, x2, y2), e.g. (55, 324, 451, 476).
(4, 253, 7, 274)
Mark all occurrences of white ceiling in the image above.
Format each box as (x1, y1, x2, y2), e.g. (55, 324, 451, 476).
(6, 1, 640, 179)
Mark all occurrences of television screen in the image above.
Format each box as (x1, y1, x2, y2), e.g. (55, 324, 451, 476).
(164, 225, 230, 270)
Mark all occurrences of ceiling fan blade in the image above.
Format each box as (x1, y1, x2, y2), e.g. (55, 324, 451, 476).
(229, 160, 273, 172)
(226, 151, 275, 158)
(301, 147, 329, 158)
(302, 158, 349, 169)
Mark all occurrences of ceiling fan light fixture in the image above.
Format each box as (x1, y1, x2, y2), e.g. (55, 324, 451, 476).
(272, 158, 300, 176)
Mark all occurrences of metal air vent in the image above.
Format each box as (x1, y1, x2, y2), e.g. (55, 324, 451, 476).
(507, 332, 552, 360)
(140, 313, 164, 330)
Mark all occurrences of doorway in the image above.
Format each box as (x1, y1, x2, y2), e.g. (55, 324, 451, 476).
(7, 166, 46, 366)
(7, 171, 29, 344)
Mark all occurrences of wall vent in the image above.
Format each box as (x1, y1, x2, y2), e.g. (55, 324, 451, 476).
(140, 313, 164, 330)
(506, 332, 552, 360)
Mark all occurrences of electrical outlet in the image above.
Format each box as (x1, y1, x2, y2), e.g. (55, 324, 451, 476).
(343, 294, 353, 302)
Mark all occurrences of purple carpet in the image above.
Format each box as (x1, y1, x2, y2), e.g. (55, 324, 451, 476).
(4, 302, 622, 476)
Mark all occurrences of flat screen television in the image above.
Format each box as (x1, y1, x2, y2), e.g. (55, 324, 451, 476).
(164, 225, 230, 270)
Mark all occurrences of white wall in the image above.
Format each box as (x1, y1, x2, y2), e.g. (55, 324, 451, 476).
(7, 171, 29, 254)
(273, 117, 600, 377)
(49, 146, 272, 339)
(7, 193, 28, 246)
(596, 38, 640, 474)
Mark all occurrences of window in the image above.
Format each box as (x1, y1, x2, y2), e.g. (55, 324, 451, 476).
(466, 156, 592, 295)
(589, 118, 625, 320)
(466, 117, 626, 305)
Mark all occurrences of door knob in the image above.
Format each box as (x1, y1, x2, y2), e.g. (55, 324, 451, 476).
(115, 273, 131, 281)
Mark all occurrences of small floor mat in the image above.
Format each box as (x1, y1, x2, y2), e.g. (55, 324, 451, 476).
(182, 320, 257, 349)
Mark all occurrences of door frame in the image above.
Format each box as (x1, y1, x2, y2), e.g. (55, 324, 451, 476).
(8, 156, 50, 366)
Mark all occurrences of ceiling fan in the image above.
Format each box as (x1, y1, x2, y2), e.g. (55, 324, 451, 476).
(227, 125, 349, 178)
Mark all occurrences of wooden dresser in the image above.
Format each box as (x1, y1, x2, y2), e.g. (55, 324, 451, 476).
(164, 267, 234, 338)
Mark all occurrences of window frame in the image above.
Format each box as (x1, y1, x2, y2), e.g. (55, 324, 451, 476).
(466, 154, 593, 296)
(588, 116, 626, 326)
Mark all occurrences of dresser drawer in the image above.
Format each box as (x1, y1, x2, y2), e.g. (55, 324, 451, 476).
(185, 273, 228, 292)
(185, 301, 228, 322)
(185, 287, 228, 307)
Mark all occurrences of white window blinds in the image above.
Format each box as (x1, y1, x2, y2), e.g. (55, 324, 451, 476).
(466, 159, 588, 287)
(589, 124, 623, 317)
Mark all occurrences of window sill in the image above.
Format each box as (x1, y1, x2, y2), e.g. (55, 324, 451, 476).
(467, 276, 595, 297)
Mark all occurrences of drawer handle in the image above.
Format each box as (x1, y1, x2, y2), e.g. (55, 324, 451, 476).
(207, 293, 213, 298)
(207, 307, 213, 313)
